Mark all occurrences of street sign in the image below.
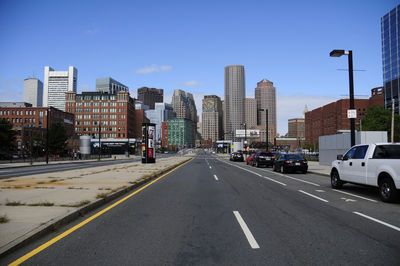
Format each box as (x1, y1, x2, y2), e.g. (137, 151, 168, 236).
(347, 109, 357, 119)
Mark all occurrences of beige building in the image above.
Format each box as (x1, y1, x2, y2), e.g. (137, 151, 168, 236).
(288, 118, 305, 139)
(245, 98, 257, 129)
(202, 95, 223, 142)
(255, 79, 277, 140)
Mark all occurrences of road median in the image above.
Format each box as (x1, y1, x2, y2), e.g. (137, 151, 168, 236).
(0, 155, 193, 256)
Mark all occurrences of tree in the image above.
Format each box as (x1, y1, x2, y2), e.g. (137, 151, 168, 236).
(0, 119, 16, 152)
(361, 105, 400, 142)
(48, 123, 68, 155)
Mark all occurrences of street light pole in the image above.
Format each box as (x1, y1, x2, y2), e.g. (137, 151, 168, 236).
(46, 108, 49, 164)
(258, 108, 269, 151)
(330, 49, 355, 147)
(98, 121, 101, 160)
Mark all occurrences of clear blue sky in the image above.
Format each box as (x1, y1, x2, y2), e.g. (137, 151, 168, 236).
(0, 0, 397, 134)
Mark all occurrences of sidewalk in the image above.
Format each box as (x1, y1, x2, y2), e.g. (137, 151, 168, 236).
(307, 161, 330, 177)
(0, 155, 135, 169)
(0, 155, 194, 256)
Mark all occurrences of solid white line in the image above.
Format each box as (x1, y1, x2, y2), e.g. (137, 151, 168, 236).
(353, 212, 400, 232)
(209, 166, 212, 169)
(261, 169, 320, 187)
(214, 174, 219, 181)
(233, 211, 260, 249)
(217, 159, 287, 186)
(333, 189, 377, 203)
(298, 190, 329, 203)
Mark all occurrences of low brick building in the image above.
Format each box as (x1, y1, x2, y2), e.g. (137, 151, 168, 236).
(0, 104, 74, 153)
(305, 88, 384, 146)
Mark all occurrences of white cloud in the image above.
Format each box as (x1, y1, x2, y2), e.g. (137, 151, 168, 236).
(0, 77, 23, 102)
(136, 65, 172, 74)
(277, 94, 338, 136)
(175, 80, 204, 87)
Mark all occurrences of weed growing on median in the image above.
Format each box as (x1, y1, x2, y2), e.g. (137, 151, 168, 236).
(60, 200, 91, 207)
(6, 201, 25, 206)
(34, 187, 55, 189)
(0, 215, 9, 223)
(96, 193, 109, 199)
(27, 202, 54, 207)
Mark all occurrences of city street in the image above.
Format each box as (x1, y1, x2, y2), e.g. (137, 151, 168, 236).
(2, 153, 399, 265)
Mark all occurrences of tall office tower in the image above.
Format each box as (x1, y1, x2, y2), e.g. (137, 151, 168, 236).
(382, 4, 400, 114)
(137, 87, 163, 109)
(288, 118, 305, 139)
(187, 92, 198, 123)
(202, 95, 223, 142)
(96, 77, 128, 94)
(23, 78, 43, 107)
(245, 98, 257, 129)
(43, 66, 77, 111)
(255, 79, 277, 143)
(224, 65, 245, 140)
(171, 89, 191, 120)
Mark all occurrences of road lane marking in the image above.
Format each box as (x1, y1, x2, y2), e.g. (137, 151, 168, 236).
(353, 212, 400, 232)
(214, 174, 219, 181)
(217, 159, 287, 186)
(316, 190, 325, 193)
(260, 169, 320, 187)
(332, 189, 377, 203)
(298, 190, 329, 203)
(209, 166, 212, 169)
(233, 211, 260, 249)
(9, 158, 194, 266)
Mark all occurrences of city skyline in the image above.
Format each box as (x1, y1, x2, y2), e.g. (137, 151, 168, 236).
(0, 0, 398, 134)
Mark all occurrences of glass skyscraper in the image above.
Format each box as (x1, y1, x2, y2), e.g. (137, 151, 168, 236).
(381, 4, 400, 113)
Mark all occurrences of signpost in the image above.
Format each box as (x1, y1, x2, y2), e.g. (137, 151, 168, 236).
(142, 123, 156, 163)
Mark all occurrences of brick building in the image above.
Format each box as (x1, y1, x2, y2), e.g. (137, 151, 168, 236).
(162, 121, 168, 148)
(65, 91, 136, 139)
(0, 104, 74, 153)
(305, 88, 384, 145)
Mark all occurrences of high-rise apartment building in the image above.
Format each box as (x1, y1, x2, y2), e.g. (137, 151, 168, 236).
(96, 77, 129, 94)
(23, 78, 43, 107)
(288, 118, 305, 139)
(382, 4, 400, 114)
(245, 98, 257, 129)
(171, 89, 193, 121)
(137, 87, 163, 109)
(224, 65, 245, 140)
(44, 66, 77, 111)
(202, 95, 223, 142)
(255, 79, 277, 143)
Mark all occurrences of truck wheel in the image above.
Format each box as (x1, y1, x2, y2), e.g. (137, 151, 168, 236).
(379, 177, 399, 203)
(331, 170, 343, 189)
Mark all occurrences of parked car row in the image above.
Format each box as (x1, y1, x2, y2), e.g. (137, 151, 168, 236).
(241, 151, 308, 174)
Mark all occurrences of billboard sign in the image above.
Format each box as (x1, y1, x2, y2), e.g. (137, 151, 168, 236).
(235, 129, 260, 138)
(142, 123, 156, 163)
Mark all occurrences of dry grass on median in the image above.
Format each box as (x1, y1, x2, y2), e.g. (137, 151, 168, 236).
(0, 214, 9, 223)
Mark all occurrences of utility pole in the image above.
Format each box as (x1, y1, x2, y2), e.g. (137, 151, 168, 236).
(46, 108, 49, 164)
(98, 122, 101, 160)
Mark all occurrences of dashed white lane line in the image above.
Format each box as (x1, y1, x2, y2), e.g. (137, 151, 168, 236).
(209, 166, 212, 169)
(217, 159, 287, 186)
(353, 212, 400, 232)
(214, 174, 219, 181)
(233, 211, 260, 249)
(333, 189, 377, 203)
(298, 190, 329, 203)
(261, 168, 320, 187)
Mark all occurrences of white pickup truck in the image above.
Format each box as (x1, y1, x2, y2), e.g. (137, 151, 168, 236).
(330, 143, 400, 202)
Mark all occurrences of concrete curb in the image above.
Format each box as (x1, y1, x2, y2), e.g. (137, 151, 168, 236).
(0, 157, 192, 257)
(307, 170, 330, 177)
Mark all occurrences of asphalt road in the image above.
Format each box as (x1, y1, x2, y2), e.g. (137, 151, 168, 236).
(0, 153, 178, 179)
(2, 154, 400, 265)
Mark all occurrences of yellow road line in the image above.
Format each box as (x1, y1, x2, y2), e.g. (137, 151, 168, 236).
(9, 158, 193, 266)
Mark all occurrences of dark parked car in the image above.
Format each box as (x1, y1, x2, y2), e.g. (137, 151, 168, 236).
(230, 152, 244, 162)
(252, 151, 276, 167)
(273, 153, 308, 173)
